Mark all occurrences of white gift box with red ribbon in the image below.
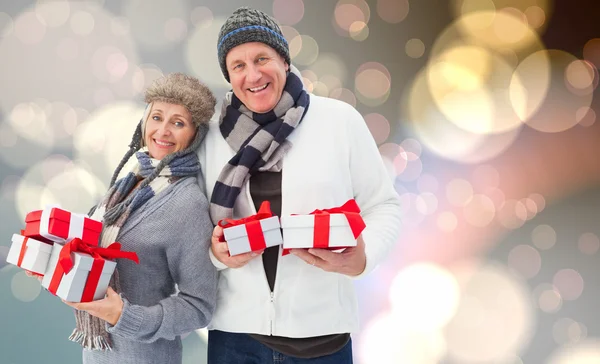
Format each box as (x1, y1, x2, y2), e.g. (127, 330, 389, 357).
(6, 234, 53, 275)
(224, 216, 282, 256)
(41, 243, 117, 302)
(280, 199, 366, 250)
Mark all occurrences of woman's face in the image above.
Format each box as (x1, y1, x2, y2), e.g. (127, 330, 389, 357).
(144, 101, 195, 160)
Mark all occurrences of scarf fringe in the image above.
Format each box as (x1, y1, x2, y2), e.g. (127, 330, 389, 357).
(69, 328, 113, 351)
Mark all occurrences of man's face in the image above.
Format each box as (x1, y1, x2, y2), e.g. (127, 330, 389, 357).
(226, 42, 289, 114)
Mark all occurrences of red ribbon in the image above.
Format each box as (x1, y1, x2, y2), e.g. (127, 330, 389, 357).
(17, 237, 29, 267)
(48, 238, 139, 302)
(283, 199, 366, 255)
(218, 201, 273, 251)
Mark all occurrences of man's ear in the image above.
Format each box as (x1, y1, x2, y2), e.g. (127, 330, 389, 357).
(285, 62, 290, 72)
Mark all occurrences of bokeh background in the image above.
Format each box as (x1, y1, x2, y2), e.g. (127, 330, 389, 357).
(1, 0, 599, 363)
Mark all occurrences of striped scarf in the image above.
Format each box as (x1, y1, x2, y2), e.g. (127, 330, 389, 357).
(69, 151, 200, 350)
(210, 65, 309, 224)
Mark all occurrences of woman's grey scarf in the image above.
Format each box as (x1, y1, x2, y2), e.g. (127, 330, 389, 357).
(69, 151, 201, 350)
(209, 65, 310, 224)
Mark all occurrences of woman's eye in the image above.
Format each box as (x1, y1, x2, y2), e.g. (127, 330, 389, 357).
(174, 121, 185, 128)
(152, 115, 161, 121)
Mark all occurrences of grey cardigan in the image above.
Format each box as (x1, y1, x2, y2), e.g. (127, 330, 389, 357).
(82, 177, 217, 364)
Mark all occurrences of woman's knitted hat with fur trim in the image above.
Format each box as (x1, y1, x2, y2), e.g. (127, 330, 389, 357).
(144, 72, 216, 127)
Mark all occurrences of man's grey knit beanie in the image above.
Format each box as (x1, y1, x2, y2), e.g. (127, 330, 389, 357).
(217, 7, 290, 82)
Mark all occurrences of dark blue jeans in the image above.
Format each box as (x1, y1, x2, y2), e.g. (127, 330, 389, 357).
(207, 330, 354, 364)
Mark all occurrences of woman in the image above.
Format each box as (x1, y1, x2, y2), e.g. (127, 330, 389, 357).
(63, 73, 218, 364)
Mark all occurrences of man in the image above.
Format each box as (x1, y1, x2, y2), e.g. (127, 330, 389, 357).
(197, 6, 401, 363)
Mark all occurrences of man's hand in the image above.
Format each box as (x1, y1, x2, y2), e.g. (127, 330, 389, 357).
(211, 225, 263, 268)
(290, 236, 367, 276)
(63, 287, 123, 326)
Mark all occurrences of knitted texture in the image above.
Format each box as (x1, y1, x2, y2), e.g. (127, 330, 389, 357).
(217, 7, 290, 82)
(81, 177, 217, 364)
(209, 65, 309, 224)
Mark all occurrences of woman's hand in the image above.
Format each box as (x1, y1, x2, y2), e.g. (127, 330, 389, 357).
(63, 287, 124, 326)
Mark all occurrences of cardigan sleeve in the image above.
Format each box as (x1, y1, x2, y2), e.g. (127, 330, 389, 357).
(344, 105, 402, 278)
(106, 184, 218, 342)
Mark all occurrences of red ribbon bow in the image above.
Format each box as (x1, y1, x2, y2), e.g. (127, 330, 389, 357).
(217, 201, 274, 252)
(49, 238, 139, 302)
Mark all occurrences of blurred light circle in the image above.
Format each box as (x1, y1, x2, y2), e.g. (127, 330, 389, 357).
(290, 34, 319, 66)
(531, 224, 556, 250)
(273, 0, 305, 26)
(565, 60, 597, 93)
(523, 50, 594, 133)
(333, 0, 370, 37)
(553, 318, 578, 345)
(349, 21, 369, 42)
(91, 46, 129, 83)
(70, 10, 95, 36)
(446, 179, 473, 207)
(0, 12, 14, 38)
(401, 138, 422, 157)
(437, 211, 458, 232)
(11, 271, 42, 302)
(359, 313, 447, 364)
(74, 102, 145, 183)
(364, 113, 390, 144)
(497, 199, 527, 229)
(451, 0, 496, 18)
(576, 106, 596, 127)
(355, 62, 391, 106)
(377, 0, 409, 24)
(578, 233, 600, 255)
(538, 288, 563, 313)
(428, 46, 524, 134)
(36, 0, 70, 28)
(583, 38, 600, 69)
(0, 4, 140, 113)
(185, 17, 230, 89)
(311, 81, 329, 97)
(396, 153, 422, 181)
(553, 269, 584, 301)
(389, 263, 460, 330)
(281, 26, 301, 58)
(406, 38, 425, 58)
(567, 322, 588, 344)
(417, 174, 439, 193)
(547, 339, 600, 364)
(123, 0, 189, 49)
(524, 6, 546, 29)
(42, 162, 106, 213)
(463, 194, 496, 227)
(308, 53, 348, 85)
(433, 8, 546, 64)
(528, 193, 545, 212)
(15, 11, 47, 45)
(0, 121, 53, 168)
(397, 192, 426, 226)
(319, 75, 342, 93)
(485, 187, 506, 209)
(164, 18, 187, 42)
(404, 69, 521, 163)
(416, 192, 438, 215)
(444, 263, 534, 363)
(131, 63, 164, 95)
(508, 245, 541, 279)
(190, 6, 212, 29)
(329, 88, 356, 107)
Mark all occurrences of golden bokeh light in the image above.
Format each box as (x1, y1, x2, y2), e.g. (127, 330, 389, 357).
(376, 0, 409, 24)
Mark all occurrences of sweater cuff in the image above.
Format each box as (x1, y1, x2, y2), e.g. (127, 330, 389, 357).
(209, 247, 229, 271)
(106, 296, 144, 338)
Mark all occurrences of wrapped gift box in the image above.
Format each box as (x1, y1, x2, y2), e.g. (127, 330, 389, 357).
(24, 206, 102, 246)
(219, 201, 283, 256)
(281, 199, 366, 250)
(42, 243, 117, 303)
(6, 234, 53, 275)
(224, 216, 282, 256)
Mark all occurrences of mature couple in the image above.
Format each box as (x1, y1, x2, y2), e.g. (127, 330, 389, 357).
(60, 7, 400, 364)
